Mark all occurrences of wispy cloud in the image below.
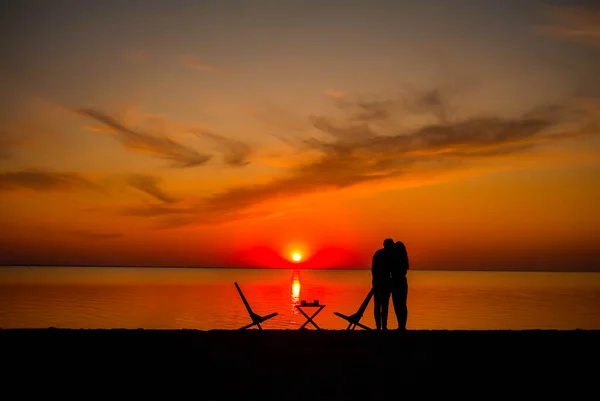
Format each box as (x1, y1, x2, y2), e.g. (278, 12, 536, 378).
(538, 4, 600, 47)
(195, 113, 553, 219)
(70, 230, 123, 240)
(0, 169, 97, 192)
(124, 90, 597, 229)
(121, 204, 194, 217)
(128, 174, 179, 203)
(156, 208, 280, 229)
(197, 132, 253, 166)
(324, 89, 347, 101)
(77, 109, 213, 167)
(180, 54, 219, 71)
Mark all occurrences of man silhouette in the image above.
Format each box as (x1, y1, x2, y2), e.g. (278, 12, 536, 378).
(391, 241, 410, 330)
(371, 238, 394, 330)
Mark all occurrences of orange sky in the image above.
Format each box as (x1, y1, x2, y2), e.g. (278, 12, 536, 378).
(1, 1, 599, 271)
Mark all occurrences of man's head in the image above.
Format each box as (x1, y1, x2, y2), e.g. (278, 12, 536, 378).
(383, 238, 394, 249)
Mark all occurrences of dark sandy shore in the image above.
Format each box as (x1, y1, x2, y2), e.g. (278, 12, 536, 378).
(1, 329, 598, 399)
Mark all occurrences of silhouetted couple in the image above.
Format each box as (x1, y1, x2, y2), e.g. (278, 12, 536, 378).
(371, 238, 409, 331)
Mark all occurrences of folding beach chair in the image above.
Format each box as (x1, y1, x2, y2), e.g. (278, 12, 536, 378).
(333, 287, 375, 330)
(234, 282, 278, 330)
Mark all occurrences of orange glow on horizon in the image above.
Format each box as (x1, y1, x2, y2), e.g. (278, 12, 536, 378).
(230, 242, 367, 269)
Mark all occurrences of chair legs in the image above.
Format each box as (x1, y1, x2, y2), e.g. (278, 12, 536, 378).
(235, 282, 278, 330)
(333, 288, 375, 330)
(239, 321, 262, 330)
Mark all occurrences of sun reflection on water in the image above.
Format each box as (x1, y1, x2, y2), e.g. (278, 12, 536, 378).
(291, 270, 301, 313)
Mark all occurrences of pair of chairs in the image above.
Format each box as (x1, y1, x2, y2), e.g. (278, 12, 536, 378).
(234, 281, 374, 330)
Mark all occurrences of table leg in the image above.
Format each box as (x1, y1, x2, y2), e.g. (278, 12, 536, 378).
(297, 307, 312, 329)
(297, 307, 324, 330)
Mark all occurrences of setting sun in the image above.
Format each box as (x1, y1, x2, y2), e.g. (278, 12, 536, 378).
(292, 253, 302, 262)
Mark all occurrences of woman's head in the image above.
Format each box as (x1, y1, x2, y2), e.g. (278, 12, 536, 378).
(395, 241, 407, 253)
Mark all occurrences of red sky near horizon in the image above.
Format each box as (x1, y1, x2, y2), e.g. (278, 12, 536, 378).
(1, 1, 600, 271)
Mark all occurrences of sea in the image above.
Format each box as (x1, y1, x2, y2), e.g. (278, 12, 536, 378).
(1, 266, 599, 330)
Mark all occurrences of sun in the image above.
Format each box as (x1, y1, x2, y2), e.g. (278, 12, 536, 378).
(292, 252, 302, 262)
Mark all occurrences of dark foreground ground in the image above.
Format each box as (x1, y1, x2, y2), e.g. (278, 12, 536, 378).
(1, 329, 598, 399)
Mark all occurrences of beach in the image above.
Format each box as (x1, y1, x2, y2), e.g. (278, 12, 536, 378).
(1, 329, 597, 399)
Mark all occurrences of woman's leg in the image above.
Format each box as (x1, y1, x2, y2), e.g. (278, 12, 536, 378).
(392, 279, 408, 330)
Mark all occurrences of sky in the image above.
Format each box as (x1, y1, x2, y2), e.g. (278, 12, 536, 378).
(1, 0, 599, 271)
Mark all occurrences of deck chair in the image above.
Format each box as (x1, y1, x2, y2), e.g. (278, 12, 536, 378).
(333, 287, 375, 330)
(234, 282, 278, 330)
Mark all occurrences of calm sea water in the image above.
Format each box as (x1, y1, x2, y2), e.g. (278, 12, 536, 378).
(0, 266, 599, 330)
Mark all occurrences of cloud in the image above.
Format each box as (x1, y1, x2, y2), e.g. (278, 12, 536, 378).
(0, 169, 97, 192)
(351, 99, 395, 122)
(310, 116, 377, 142)
(122, 90, 598, 229)
(121, 204, 194, 217)
(538, 4, 600, 47)
(324, 90, 349, 107)
(324, 90, 346, 100)
(77, 109, 213, 167)
(197, 132, 253, 166)
(127, 174, 179, 203)
(70, 230, 123, 240)
(197, 114, 551, 218)
(134, 205, 282, 230)
(180, 54, 218, 71)
(403, 89, 453, 124)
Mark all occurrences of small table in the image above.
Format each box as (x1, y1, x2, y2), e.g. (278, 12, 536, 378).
(295, 304, 326, 330)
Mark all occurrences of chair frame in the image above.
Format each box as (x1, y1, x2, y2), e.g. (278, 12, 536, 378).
(235, 282, 278, 330)
(333, 287, 375, 330)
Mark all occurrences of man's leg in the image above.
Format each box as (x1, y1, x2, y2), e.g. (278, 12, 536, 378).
(381, 289, 391, 330)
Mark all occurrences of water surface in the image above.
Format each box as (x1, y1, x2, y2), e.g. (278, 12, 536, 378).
(1, 267, 598, 330)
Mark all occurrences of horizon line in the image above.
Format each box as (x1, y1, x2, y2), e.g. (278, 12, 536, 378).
(0, 264, 598, 273)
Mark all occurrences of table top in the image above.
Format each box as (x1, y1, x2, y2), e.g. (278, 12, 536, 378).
(296, 304, 326, 308)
